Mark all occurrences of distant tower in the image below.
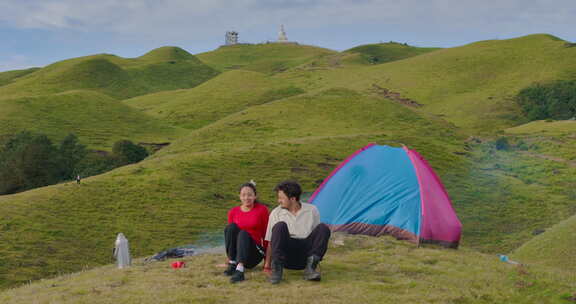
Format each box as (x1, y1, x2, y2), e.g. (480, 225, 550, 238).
(225, 31, 238, 45)
(278, 25, 288, 43)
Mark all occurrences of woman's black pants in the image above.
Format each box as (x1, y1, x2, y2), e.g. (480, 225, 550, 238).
(224, 223, 264, 269)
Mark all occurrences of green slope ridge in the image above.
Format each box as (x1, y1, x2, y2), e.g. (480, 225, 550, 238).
(138, 46, 200, 62)
(363, 34, 576, 132)
(1, 235, 573, 304)
(275, 34, 576, 133)
(125, 70, 305, 129)
(196, 43, 336, 74)
(0, 67, 40, 87)
(343, 42, 441, 65)
(512, 214, 576, 274)
(0, 90, 186, 149)
(0, 47, 219, 100)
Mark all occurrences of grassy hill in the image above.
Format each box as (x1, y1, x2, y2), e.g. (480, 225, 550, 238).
(0, 68, 40, 87)
(124, 70, 305, 129)
(1, 235, 573, 304)
(274, 34, 576, 133)
(0, 87, 465, 289)
(512, 214, 576, 275)
(0, 90, 186, 149)
(0, 47, 219, 100)
(0, 34, 575, 293)
(343, 42, 441, 65)
(196, 43, 336, 74)
(506, 120, 576, 137)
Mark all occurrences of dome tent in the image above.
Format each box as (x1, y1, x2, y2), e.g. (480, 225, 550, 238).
(309, 144, 462, 248)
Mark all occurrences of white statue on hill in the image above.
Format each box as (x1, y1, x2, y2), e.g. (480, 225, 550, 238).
(278, 25, 288, 43)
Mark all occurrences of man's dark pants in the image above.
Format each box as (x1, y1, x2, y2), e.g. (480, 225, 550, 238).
(270, 222, 331, 269)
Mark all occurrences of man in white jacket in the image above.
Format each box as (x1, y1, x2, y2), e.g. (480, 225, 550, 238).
(264, 180, 331, 284)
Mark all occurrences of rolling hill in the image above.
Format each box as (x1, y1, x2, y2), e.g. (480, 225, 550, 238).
(0, 34, 574, 296)
(0, 67, 40, 87)
(124, 70, 306, 129)
(512, 214, 576, 274)
(196, 43, 336, 74)
(0, 47, 219, 100)
(0, 90, 186, 149)
(273, 34, 576, 133)
(343, 41, 441, 65)
(1, 235, 574, 304)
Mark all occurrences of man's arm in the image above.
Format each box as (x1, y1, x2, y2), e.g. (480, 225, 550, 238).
(263, 244, 272, 274)
(263, 207, 275, 273)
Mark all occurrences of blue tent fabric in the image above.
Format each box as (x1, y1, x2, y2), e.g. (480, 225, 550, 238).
(313, 145, 421, 235)
(310, 144, 462, 247)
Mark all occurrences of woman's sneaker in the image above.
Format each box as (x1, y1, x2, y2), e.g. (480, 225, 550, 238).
(223, 263, 236, 276)
(230, 270, 245, 283)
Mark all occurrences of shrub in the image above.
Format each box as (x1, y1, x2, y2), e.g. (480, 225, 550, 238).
(495, 137, 510, 151)
(0, 132, 63, 194)
(516, 80, 576, 121)
(112, 140, 149, 165)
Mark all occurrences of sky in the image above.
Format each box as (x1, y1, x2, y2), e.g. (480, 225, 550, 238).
(1, 0, 575, 72)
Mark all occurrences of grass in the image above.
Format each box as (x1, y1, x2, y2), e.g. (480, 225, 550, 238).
(0, 48, 219, 100)
(512, 214, 576, 275)
(505, 120, 576, 136)
(124, 70, 306, 129)
(343, 42, 441, 65)
(0, 235, 573, 304)
(196, 43, 336, 74)
(0, 33, 575, 295)
(450, 131, 576, 253)
(0, 88, 464, 289)
(274, 34, 576, 134)
(0, 90, 187, 149)
(0, 67, 40, 87)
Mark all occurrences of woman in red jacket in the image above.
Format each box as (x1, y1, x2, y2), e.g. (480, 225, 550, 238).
(223, 182, 269, 283)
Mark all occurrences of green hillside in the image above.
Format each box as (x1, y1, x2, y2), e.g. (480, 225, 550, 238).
(196, 43, 336, 73)
(0, 48, 219, 100)
(0, 87, 464, 289)
(0, 67, 40, 87)
(1, 235, 573, 304)
(512, 214, 576, 274)
(275, 34, 576, 133)
(0, 90, 186, 149)
(506, 120, 576, 137)
(125, 70, 305, 129)
(0, 34, 575, 293)
(343, 42, 441, 65)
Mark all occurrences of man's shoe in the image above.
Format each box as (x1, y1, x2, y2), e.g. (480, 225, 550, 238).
(230, 270, 245, 283)
(303, 255, 321, 281)
(223, 263, 236, 276)
(269, 260, 284, 284)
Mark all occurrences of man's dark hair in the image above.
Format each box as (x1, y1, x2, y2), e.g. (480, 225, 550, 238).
(274, 180, 301, 201)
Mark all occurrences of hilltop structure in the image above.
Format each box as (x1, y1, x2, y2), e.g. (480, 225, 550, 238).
(278, 25, 289, 43)
(225, 31, 238, 45)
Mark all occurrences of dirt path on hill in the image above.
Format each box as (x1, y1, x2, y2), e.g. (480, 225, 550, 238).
(519, 151, 576, 168)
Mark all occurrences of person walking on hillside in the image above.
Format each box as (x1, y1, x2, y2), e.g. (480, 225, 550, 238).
(223, 181, 270, 283)
(264, 180, 331, 284)
(76, 175, 81, 184)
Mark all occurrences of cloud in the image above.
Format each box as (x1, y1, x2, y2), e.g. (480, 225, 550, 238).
(0, 0, 574, 46)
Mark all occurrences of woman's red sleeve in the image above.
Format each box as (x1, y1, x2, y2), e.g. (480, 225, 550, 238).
(227, 207, 235, 224)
